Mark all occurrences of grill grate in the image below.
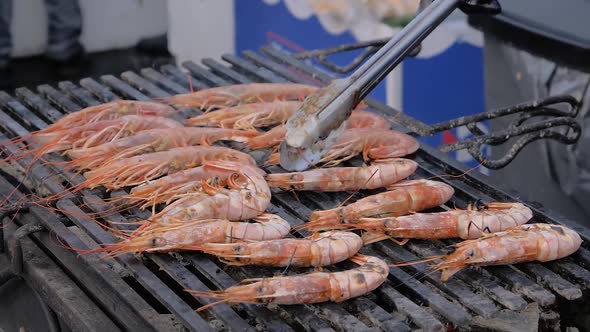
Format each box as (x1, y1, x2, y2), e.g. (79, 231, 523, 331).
(0, 45, 589, 332)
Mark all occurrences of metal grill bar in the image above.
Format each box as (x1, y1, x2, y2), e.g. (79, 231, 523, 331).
(140, 68, 189, 95)
(38, 84, 81, 113)
(58, 81, 102, 107)
(160, 64, 210, 90)
(221, 53, 287, 83)
(201, 58, 254, 84)
(79, 78, 119, 102)
(0, 47, 589, 332)
(183, 61, 232, 87)
(120, 71, 171, 98)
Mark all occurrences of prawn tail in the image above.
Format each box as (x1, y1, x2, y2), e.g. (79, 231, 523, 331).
(298, 210, 341, 231)
(233, 129, 263, 143)
(245, 138, 270, 151)
(429, 260, 464, 282)
(349, 253, 373, 265)
(360, 231, 397, 245)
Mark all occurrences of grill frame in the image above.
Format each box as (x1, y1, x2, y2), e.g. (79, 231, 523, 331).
(0, 46, 588, 332)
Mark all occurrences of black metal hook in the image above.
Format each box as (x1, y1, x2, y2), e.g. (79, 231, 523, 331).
(9, 221, 45, 276)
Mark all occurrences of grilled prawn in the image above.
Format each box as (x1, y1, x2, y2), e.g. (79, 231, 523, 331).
(80, 146, 256, 190)
(188, 254, 389, 310)
(65, 127, 259, 170)
(193, 231, 363, 267)
(87, 214, 291, 257)
(27, 100, 176, 136)
(113, 163, 246, 209)
(159, 83, 317, 110)
(4, 115, 183, 163)
(134, 161, 271, 234)
(428, 223, 582, 281)
(185, 100, 301, 129)
(303, 179, 454, 231)
(359, 202, 533, 244)
(266, 159, 417, 192)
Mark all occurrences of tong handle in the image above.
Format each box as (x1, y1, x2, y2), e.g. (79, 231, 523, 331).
(351, 0, 461, 103)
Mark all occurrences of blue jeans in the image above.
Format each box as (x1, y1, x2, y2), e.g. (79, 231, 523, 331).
(0, 0, 82, 66)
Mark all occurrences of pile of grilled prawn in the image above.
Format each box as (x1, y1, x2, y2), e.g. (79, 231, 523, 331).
(1, 82, 582, 311)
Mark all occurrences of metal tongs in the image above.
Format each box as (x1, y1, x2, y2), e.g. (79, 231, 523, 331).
(279, 0, 501, 171)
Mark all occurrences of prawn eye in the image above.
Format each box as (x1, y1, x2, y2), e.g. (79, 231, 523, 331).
(465, 248, 475, 258)
(151, 237, 166, 247)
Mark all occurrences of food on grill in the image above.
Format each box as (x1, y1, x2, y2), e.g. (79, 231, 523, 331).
(191, 230, 362, 267)
(266, 128, 419, 167)
(158, 82, 318, 110)
(80, 146, 256, 191)
(359, 202, 533, 244)
(185, 100, 302, 129)
(187, 254, 389, 310)
(87, 213, 291, 257)
(429, 223, 583, 281)
(246, 108, 391, 150)
(64, 127, 260, 170)
(3, 83, 582, 313)
(265, 159, 417, 192)
(33, 100, 177, 135)
(112, 162, 249, 210)
(132, 161, 270, 235)
(303, 179, 454, 231)
(4, 115, 183, 163)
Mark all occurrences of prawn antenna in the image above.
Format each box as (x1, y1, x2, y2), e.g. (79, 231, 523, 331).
(281, 248, 297, 276)
(427, 159, 486, 181)
(466, 219, 492, 238)
(389, 255, 445, 267)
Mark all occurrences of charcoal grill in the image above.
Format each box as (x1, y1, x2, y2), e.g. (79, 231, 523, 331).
(0, 41, 589, 332)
